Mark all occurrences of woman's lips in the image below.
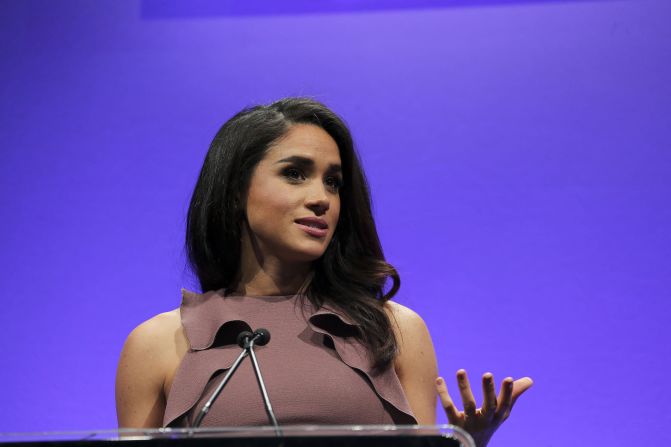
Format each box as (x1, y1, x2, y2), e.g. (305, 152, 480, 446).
(295, 222, 328, 238)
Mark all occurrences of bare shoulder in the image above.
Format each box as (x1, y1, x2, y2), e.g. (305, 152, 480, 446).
(383, 300, 430, 343)
(125, 309, 182, 352)
(118, 309, 185, 381)
(116, 309, 185, 428)
(140, 308, 182, 333)
(383, 300, 435, 373)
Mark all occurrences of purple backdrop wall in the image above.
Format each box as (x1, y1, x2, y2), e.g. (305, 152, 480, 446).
(1, 0, 670, 445)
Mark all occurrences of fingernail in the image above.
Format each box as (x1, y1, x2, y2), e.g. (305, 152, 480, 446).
(436, 377, 444, 385)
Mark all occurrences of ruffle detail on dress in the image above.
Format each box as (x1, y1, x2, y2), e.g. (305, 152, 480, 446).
(307, 307, 417, 425)
(180, 288, 253, 350)
(163, 348, 242, 427)
(162, 289, 417, 427)
(163, 289, 256, 427)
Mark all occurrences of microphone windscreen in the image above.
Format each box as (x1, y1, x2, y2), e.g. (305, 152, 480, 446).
(254, 328, 271, 346)
(236, 330, 253, 348)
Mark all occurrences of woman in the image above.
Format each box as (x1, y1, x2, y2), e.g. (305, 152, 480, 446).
(115, 98, 532, 446)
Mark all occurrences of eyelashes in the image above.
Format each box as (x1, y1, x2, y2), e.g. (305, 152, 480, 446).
(282, 167, 343, 192)
(283, 167, 304, 181)
(325, 175, 343, 191)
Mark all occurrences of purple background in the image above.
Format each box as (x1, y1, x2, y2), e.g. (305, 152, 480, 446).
(1, 0, 670, 444)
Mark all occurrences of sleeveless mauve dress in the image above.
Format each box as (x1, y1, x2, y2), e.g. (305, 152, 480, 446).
(163, 289, 417, 427)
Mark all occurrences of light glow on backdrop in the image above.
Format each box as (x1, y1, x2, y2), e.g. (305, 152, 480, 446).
(0, 0, 669, 445)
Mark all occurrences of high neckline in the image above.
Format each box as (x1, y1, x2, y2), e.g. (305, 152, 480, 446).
(220, 288, 303, 301)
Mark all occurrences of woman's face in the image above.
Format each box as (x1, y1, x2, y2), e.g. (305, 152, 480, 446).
(242, 124, 342, 264)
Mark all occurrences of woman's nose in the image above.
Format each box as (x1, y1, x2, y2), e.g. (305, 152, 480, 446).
(305, 183, 330, 215)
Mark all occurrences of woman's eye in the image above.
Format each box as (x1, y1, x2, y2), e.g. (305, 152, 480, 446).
(326, 176, 343, 191)
(284, 168, 305, 181)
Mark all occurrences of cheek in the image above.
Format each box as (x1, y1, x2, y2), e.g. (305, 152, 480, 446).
(334, 198, 341, 221)
(246, 180, 297, 221)
(330, 197, 341, 229)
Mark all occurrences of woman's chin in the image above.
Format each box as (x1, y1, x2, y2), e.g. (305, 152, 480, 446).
(282, 244, 328, 264)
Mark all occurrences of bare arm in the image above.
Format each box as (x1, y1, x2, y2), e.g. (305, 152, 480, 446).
(386, 301, 439, 424)
(386, 301, 534, 446)
(115, 311, 180, 428)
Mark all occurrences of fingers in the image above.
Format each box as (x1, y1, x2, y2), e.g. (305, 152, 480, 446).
(511, 377, 534, 407)
(439, 370, 534, 427)
(495, 376, 514, 422)
(481, 372, 497, 418)
(435, 377, 461, 424)
(456, 369, 477, 417)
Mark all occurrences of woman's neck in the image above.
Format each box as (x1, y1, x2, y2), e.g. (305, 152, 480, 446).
(235, 231, 312, 296)
(232, 265, 311, 296)
(236, 221, 312, 296)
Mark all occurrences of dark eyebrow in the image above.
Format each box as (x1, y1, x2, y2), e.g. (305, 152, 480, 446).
(275, 155, 342, 174)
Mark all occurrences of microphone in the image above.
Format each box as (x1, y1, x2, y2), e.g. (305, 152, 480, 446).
(253, 328, 271, 346)
(236, 330, 253, 348)
(236, 329, 270, 347)
(191, 328, 281, 436)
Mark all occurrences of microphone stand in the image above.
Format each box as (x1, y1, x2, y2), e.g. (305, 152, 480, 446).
(191, 339, 250, 429)
(247, 333, 282, 436)
(191, 329, 282, 437)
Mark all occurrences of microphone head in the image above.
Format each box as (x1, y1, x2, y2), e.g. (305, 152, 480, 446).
(236, 330, 253, 348)
(253, 328, 271, 346)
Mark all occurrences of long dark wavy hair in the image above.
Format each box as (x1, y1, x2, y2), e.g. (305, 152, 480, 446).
(185, 97, 400, 369)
